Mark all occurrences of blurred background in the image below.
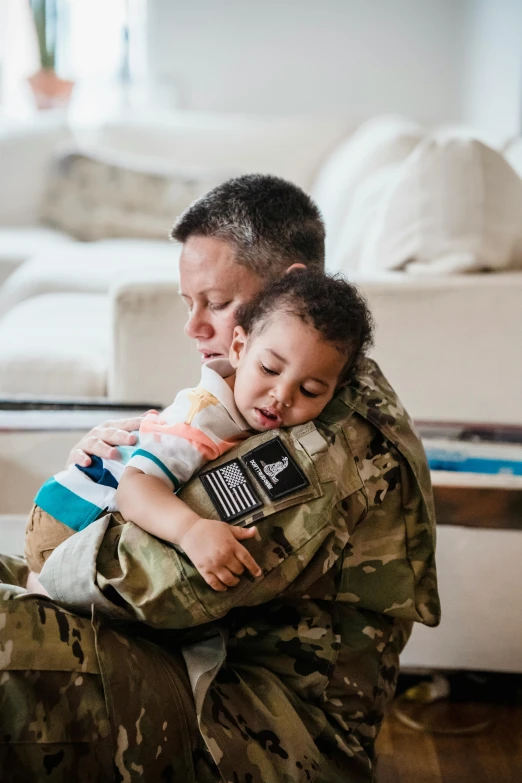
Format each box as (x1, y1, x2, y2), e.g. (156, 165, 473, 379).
(1, 0, 522, 130)
(0, 5, 522, 778)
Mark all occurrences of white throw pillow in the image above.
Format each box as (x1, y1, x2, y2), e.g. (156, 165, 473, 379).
(40, 146, 234, 242)
(326, 164, 401, 275)
(359, 133, 522, 275)
(312, 114, 425, 270)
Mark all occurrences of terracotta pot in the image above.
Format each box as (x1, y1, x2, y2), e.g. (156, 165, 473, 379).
(27, 68, 75, 110)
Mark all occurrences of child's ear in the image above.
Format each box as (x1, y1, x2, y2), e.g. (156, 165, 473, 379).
(229, 326, 248, 368)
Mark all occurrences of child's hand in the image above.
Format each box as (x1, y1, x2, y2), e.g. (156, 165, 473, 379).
(179, 518, 262, 591)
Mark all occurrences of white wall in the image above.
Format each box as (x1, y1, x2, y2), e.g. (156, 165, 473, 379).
(146, 0, 468, 126)
(461, 0, 522, 138)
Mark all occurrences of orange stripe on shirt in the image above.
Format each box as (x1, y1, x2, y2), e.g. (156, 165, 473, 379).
(140, 420, 247, 460)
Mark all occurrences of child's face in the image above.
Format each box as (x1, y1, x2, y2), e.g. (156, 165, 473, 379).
(229, 313, 347, 431)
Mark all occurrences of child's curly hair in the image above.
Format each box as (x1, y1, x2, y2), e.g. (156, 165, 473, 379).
(235, 268, 374, 385)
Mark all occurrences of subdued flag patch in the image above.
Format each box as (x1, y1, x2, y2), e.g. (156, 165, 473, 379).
(199, 458, 263, 522)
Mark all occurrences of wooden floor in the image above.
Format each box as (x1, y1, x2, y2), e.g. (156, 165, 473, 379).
(375, 702, 522, 783)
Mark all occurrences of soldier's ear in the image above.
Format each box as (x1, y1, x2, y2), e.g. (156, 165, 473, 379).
(285, 263, 306, 274)
(229, 326, 248, 368)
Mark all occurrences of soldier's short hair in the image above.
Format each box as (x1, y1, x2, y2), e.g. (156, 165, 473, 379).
(235, 268, 374, 384)
(171, 174, 325, 280)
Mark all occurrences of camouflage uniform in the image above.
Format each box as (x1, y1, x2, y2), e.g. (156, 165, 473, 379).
(0, 359, 440, 782)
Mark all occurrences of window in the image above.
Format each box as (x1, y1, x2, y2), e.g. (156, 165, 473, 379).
(0, 0, 147, 119)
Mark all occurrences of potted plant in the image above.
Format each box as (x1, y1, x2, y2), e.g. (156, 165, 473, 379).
(27, 0, 74, 110)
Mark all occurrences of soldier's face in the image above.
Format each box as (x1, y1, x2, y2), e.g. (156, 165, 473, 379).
(229, 313, 345, 431)
(180, 236, 265, 363)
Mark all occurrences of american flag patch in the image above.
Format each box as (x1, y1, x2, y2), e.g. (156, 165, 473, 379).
(199, 458, 263, 522)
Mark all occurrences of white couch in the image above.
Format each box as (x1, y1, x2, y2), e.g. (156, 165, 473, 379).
(0, 111, 348, 399)
(0, 118, 76, 288)
(0, 111, 347, 283)
(0, 112, 521, 426)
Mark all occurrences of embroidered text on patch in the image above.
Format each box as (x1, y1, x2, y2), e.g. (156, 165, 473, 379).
(242, 437, 309, 501)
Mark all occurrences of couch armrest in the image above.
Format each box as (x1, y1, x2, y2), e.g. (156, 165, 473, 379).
(353, 272, 522, 424)
(109, 270, 201, 406)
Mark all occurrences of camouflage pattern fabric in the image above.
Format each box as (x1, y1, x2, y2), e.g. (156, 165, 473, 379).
(0, 359, 440, 782)
(0, 555, 216, 782)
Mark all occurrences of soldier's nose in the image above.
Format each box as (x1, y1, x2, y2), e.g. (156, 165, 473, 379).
(185, 312, 213, 339)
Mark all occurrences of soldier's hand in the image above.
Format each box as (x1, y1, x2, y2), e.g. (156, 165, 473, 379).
(180, 518, 262, 591)
(66, 413, 156, 467)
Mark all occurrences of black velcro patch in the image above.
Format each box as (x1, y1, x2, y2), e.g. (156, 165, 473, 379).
(199, 458, 262, 522)
(242, 436, 309, 501)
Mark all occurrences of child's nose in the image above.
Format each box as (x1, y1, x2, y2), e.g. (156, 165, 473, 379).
(272, 382, 293, 408)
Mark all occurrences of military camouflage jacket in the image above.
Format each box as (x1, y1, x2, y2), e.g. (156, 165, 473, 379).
(40, 359, 440, 783)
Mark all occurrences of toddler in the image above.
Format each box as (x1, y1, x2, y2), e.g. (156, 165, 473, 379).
(25, 269, 373, 592)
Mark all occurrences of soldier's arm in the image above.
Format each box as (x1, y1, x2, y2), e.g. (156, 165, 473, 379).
(40, 490, 351, 628)
(40, 423, 439, 630)
(40, 427, 358, 626)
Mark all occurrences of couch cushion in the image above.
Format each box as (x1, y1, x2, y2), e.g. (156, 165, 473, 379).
(0, 227, 74, 286)
(0, 294, 109, 398)
(92, 114, 347, 192)
(0, 239, 178, 318)
(0, 118, 73, 225)
(359, 133, 522, 275)
(40, 147, 232, 241)
(312, 115, 425, 270)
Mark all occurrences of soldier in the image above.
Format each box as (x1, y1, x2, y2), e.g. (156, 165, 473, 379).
(0, 175, 440, 782)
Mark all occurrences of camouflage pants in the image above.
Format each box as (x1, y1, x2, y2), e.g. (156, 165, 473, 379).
(0, 555, 218, 783)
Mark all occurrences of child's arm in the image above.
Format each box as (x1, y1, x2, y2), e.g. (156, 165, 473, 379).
(117, 467, 261, 591)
